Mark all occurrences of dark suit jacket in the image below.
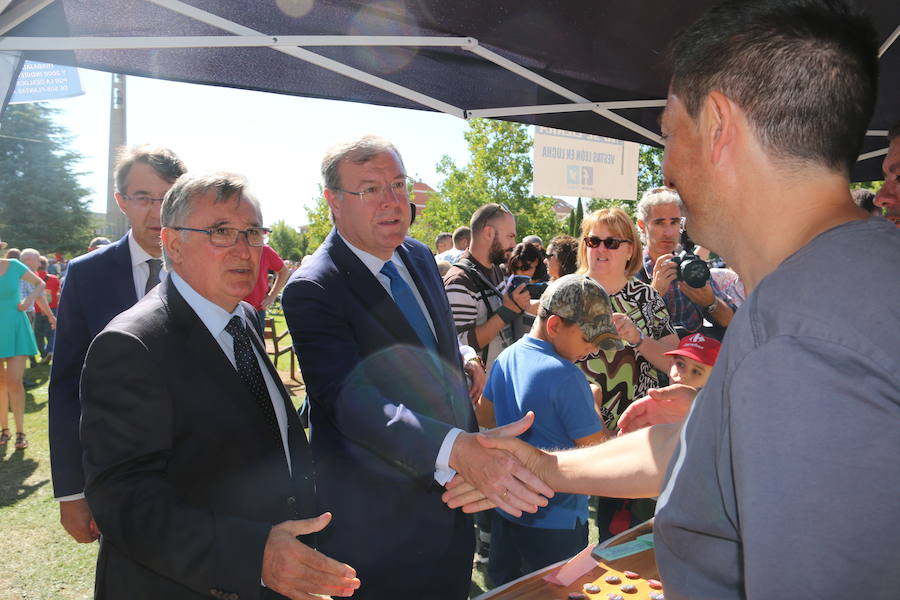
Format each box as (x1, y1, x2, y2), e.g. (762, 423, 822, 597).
(80, 278, 315, 600)
(282, 231, 477, 599)
(49, 235, 138, 497)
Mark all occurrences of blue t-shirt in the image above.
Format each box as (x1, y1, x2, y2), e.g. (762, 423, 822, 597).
(485, 335, 602, 529)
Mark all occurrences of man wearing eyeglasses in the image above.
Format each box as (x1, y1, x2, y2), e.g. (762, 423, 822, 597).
(634, 187, 735, 337)
(49, 144, 186, 546)
(78, 171, 360, 600)
(282, 136, 551, 599)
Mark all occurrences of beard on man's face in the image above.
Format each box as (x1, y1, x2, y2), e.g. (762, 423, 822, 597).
(489, 236, 508, 266)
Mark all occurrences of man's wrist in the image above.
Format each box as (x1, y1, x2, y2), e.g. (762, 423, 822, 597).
(705, 298, 719, 314)
(496, 306, 517, 323)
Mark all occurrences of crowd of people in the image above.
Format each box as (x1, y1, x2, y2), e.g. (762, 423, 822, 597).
(2, 0, 898, 599)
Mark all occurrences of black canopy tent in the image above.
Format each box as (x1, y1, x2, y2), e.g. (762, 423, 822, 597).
(1, 0, 897, 181)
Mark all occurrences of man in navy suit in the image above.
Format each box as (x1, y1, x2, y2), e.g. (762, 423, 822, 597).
(283, 136, 551, 599)
(49, 145, 186, 543)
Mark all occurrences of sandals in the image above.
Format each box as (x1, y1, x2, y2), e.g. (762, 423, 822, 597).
(0, 429, 9, 445)
(14, 432, 27, 449)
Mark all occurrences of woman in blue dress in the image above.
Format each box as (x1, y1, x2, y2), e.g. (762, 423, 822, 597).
(1, 239, 50, 449)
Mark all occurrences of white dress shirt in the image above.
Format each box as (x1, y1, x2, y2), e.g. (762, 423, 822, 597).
(171, 272, 292, 475)
(127, 231, 160, 300)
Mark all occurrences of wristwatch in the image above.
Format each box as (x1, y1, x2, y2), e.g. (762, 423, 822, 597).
(705, 299, 719, 314)
(626, 329, 645, 348)
(464, 355, 484, 371)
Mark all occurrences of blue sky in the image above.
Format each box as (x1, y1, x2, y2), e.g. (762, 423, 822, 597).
(41, 68, 474, 228)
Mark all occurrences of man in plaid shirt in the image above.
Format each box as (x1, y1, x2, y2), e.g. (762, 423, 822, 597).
(634, 187, 736, 335)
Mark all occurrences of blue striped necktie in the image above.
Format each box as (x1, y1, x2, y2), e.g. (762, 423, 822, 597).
(380, 260, 438, 353)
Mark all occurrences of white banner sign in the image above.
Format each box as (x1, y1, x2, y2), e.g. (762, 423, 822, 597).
(533, 126, 639, 200)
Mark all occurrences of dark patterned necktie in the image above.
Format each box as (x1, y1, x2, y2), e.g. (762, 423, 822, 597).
(225, 316, 279, 437)
(145, 259, 162, 295)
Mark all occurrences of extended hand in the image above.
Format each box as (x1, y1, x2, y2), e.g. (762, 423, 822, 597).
(262, 513, 360, 599)
(617, 384, 698, 434)
(447, 412, 553, 517)
(59, 498, 100, 543)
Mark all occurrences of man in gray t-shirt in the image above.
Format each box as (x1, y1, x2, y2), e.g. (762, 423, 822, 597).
(445, 1, 900, 598)
(654, 218, 900, 598)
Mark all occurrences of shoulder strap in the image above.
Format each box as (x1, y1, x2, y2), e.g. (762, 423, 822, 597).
(454, 258, 503, 363)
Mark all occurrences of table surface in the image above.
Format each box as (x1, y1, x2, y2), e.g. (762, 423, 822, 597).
(474, 519, 658, 600)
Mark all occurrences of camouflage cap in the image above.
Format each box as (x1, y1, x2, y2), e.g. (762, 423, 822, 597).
(539, 274, 623, 351)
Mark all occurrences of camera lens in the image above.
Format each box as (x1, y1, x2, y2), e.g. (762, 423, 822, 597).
(681, 258, 710, 288)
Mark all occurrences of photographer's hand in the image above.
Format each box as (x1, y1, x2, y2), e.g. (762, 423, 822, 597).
(678, 281, 715, 307)
(651, 254, 677, 296)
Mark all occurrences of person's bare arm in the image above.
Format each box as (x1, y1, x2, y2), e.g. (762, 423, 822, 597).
(261, 265, 292, 310)
(443, 423, 681, 513)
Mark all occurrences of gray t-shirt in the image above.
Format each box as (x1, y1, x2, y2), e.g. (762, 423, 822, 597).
(654, 218, 900, 599)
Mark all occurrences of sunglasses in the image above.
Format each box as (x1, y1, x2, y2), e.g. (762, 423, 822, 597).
(583, 236, 632, 250)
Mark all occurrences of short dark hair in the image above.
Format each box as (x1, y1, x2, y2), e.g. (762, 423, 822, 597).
(888, 121, 900, 143)
(547, 235, 579, 278)
(452, 226, 471, 245)
(670, 0, 878, 174)
(434, 232, 452, 248)
(851, 188, 877, 213)
(321, 135, 404, 191)
(115, 145, 186, 194)
(508, 242, 542, 275)
(471, 203, 513, 235)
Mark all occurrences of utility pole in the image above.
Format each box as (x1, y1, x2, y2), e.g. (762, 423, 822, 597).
(106, 73, 127, 239)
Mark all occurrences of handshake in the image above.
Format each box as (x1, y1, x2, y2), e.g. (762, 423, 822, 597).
(442, 384, 699, 514)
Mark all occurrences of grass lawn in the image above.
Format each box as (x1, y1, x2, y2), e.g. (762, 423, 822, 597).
(0, 316, 598, 598)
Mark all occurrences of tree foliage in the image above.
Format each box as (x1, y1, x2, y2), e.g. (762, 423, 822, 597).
(638, 144, 664, 197)
(303, 188, 333, 255)
(416, 119, 564, 245)
(268, 219, 308, 262)
(0, 104, 92, 254)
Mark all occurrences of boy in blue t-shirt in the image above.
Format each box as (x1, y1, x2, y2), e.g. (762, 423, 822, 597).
(484, 274, 623, 587)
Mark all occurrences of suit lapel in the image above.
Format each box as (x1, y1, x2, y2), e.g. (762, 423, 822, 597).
(327, 232, 422, 347)
(111, 235, 138, 309)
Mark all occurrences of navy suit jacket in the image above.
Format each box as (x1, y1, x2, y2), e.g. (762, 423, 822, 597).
(49, 235, 140, 497)
(282, 231, 477, 599)
(81, 278, 315, 600)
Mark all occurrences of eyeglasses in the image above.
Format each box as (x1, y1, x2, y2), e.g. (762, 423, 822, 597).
(583, 236, 632, 250)
(124, 194, 165, 207)
(171, 226, 270, 247)
(332, 176, 414, 203)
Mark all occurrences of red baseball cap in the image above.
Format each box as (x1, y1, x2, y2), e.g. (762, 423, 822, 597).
(664, 333, 721, 367)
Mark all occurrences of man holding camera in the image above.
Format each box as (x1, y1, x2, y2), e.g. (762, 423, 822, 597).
(635, 187, 735, 336)
(443, 203, 536, 373)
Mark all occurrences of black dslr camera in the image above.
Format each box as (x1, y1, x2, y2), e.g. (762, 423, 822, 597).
(671, 230, 710, 289)
(508, 275, 548, 300)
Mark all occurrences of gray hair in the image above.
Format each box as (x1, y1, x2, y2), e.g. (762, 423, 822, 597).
(522, 234, 543, 247)
(636, 187, 684, 244)
(20, 248, 39, 261)
(160, 171, 262, 270)
(321, 135, 404, 191)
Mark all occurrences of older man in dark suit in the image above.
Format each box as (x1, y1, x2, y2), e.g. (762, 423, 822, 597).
(283, 136, 551, 599)
(80, 172, 360, 600)
(49, 145, 185, 543)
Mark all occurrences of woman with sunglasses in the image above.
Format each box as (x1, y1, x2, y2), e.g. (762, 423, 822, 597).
(576, 208, 679, 540)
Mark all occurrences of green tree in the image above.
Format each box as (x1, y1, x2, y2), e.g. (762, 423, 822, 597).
(421, 119, 564, 245)
(0, 104, 91, 254)
(638, 144, 664, 197)
(303, 189, 333, 254)
(268, 219, 308, 261)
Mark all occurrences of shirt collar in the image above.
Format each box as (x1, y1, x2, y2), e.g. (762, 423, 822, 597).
(127, 229, 156, 268)
(336, 229, 401, 276)
(170, 271, 246, 338)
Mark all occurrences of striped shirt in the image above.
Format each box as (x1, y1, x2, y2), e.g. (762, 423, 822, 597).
(442, 251, 513, 370)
